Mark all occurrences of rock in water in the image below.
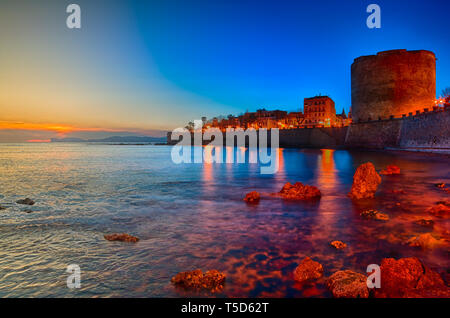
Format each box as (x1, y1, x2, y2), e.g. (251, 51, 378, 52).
(171, 269, 226, 292)
(279, 182, 321, 200)
(16, 198, 35, 205)
(380, 165, 401, 175)
(243, 191, 260, 204)
(293, 257, 324, 282)
(348, 162, 381, 200)
(360, 209, 389, 221)
(104, 233, 139, 243)
(374, 257, 450, 298)
(0, 205, 7, 210)
(326, 270, 369, 298)
(330, 241, 347, 249)
(436, 200, 450, 206)
(414, 219, 434, 228)
(406, 233, 442, 250)
(426, 204, 450, 218)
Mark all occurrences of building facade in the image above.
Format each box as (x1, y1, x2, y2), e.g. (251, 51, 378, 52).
(303, 96, 336, 127)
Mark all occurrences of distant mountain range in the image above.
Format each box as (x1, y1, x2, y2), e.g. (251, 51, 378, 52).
(51, 136, 166, 143)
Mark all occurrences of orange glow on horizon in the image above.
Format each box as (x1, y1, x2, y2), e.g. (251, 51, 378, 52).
(27, 139, 51, 143)
(0, 121, 141, 136)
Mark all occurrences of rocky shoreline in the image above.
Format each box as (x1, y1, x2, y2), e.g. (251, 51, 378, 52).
(2, 161, 449, 298)
(237, 161, 449, 298)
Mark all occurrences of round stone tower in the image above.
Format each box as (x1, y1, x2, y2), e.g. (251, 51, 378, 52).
(351, 49, 436, 122)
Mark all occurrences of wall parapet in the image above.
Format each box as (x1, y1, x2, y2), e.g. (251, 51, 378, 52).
(345, 105, 450, 150)
(351, 105, 449, 124)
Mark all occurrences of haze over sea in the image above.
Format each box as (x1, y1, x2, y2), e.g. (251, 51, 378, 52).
(0, 143, 448, 297)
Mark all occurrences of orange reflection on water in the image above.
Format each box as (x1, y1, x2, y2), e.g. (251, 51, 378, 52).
(202, 148, 214, 184)
(277, 148, 285, 175)
(316, 149, 337, 192)
(313, 149, 339, 234)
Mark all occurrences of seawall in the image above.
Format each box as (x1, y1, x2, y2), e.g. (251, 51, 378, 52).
(167, 127, 348, 148)
(345, 106, 450, 151)
(167, 107, 449, 152)
(279, 127, 347, 148)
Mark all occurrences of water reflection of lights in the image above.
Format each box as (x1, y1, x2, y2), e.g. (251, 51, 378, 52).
(313, 149, 339, 231)
(316, 149, 337, 192)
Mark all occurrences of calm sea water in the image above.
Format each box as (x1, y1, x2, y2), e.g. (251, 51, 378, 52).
(0, 143, 448, 297)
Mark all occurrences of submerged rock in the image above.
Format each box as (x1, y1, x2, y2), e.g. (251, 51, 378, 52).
(16, 198, 35, 205)
(374, 257, 450, 298)
(293, 257, 324, 282)
(279, 182, 321, 200)
(380, 165, 401, 175)
(436, 200, 450, 206)
(414, 219, 435, 228)
(243, 191, 260, 204)
(330, 241, 347, 249)
(171, 269, 226, 292)
(389, 189, 406, 195)
(426, 204, 450, 218)
(104, 233, 139, 243)
(406, 233, 442, 250)
(326, 270, 369, 298)
(348, 162, 381, 200)
(360, 209, 389, 221)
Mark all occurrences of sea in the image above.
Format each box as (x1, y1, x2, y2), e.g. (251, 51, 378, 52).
(0, 143, 448, 297)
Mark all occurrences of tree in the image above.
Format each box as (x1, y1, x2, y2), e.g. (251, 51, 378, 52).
(442, 87, 450, 103)
(186, 121, 195, 131)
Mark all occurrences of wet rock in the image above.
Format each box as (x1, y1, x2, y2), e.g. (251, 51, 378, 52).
(360, 209, 389, 221)
(436, 200, 450, 206)
(380, 165, 401, 175)
(243, 191, 260, 204)
(104, 233, 139, 243)
(293, 257, 324, 282)
(427, 204, 450, 218)
(348, 162, 381, 200)
(266, 257, 293, 271)
(16, 198, 35, 205)
(389, 189, 406, 195)
(326, 270, 369, 298)
(171, 269, 226, 292)
(279, 182, 321, 200)
(414, 219, 434, 228)
(330, 241, 347, 249)
(406, 233, 442, 250)
(374, 257, 450, 298)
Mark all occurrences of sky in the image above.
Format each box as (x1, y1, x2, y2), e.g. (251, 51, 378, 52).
(0, 0, 449, 142)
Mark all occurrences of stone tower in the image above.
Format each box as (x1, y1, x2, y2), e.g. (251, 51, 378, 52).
(351, 49, 436, 122)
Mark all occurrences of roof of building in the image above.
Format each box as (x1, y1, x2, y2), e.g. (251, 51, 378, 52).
(304, 95, 331, 100)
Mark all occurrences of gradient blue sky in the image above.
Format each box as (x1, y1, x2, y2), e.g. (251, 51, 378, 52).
(0, 0, 449, 141)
